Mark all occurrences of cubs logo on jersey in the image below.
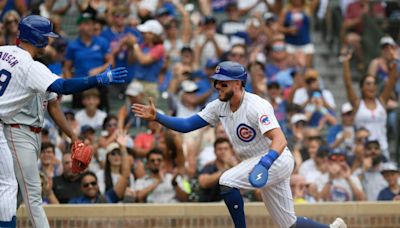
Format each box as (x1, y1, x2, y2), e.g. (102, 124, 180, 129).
(259, 115, 271, 126)
(236, 124, 256, 142)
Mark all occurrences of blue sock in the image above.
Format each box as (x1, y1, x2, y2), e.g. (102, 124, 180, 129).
(0, 216, 16, 228)
(296, 216, 329, 228)
(221, 187, 246, 228)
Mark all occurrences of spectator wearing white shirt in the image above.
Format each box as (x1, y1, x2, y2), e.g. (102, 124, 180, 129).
(193, 16, 231, 67)
(75, 89, 107, 130)
(135, 148, 188, 203)
(292, 69, 336, 110)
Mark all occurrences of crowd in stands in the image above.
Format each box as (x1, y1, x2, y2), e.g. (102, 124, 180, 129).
(1, 0, 400, 205)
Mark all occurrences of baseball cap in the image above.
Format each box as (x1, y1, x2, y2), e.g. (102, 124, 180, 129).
(181, 80, 198, 93)
(380, 162, 399, 173)
(76, 12, 95, 25)
(305, 69, 319, 80)
(156, 7, 170, 17)
(341, 102, 353, 114)
(64, 109, 75, 116)
(106, 142, 120, 154)
(206, 58, 220, 68)
(81, 125, 95, 134)
(125, 81, 144, 97)
(317, 145, 331, 158)
(137, 19, 163, 36)
(290, 113, 307, 125)
(380, 36, 396, 48)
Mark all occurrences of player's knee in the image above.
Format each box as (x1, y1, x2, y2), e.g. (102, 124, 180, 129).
(220, 185, 236, 195)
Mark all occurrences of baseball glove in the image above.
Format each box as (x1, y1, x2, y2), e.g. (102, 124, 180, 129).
(71, 141, 93, 174)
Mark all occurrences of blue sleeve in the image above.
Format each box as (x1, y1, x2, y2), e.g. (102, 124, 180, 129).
(105, 189, 120, 203)
(155, 113, 209, 133)
(47, 77, 99, 94)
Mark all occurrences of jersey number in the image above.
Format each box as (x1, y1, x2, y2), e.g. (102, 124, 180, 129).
(0, 69, 12, 96)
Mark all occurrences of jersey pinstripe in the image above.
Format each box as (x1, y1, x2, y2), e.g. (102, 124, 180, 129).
(198, 92, 283, 160)
(0, 46, 59, 121)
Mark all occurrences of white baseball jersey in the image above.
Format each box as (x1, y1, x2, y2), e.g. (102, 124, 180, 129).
(3, 92, 58, 127)
(198, 92, 296, 227)
(0, 45, 59, 121)
(198, 92, 282, 160)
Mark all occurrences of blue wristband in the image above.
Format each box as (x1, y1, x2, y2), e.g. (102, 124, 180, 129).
(259, 149, 279, 170)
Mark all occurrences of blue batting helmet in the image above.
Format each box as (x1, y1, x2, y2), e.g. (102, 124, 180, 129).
(18, 15, 59, 48)
(211, 61, 247, 85)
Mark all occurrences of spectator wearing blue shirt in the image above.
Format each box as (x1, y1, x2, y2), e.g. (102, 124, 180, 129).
(127, 19, 165, 101)
(327, 102, 355, 155)
(265, 38, 291, 82)
(63, 12, 113, 112)
(377, 162, 400, 201)
(100, 5, 142, 83)
(69, 140, 131, 204)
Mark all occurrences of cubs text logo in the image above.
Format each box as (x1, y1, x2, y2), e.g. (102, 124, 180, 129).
(215, 65, 220, 73)
(259, 114, 270, 126)
(236, 124, 256, 142)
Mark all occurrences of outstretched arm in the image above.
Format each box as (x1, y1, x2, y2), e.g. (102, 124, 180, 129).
(342, 52, 360, 110)
(131, 99, 209, 133)
(380, 50, 398, 106)
(47, 66, 127, 94)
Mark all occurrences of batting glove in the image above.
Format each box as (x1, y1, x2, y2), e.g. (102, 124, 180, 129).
(96, 64, 128, 85)
(249, 150, 279, 188)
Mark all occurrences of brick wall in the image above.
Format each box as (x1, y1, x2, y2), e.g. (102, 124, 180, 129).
(17, 202, 400, 228)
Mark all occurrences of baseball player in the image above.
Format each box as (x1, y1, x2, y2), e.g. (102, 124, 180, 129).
(132, 61, 347, 228)
(0, 15, 127, 227)
(2, 92, 77, 228)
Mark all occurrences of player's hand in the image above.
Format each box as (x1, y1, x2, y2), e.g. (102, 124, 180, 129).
(96, 64, 128, 85)
(131, 98, 157, 121)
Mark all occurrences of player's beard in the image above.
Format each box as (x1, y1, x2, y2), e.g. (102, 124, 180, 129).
(219, 90, 234, 102)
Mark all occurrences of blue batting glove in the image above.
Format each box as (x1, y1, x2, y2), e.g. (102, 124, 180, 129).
(96, 64, 128, 85)
(249, 150, 279, 188)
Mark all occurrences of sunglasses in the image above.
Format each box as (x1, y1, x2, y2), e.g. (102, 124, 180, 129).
(329, 154, 346, 162)
(272, 45, 286, 52)
(366, 145, 379, 150)
(110, 150, 121, 156)
(106, 122, 117, 128)
(356, 137, 367, 144)
(149, 158, 162, 163)
(5, 19, 18, 25)
(82, 181, 97, 188)
(305, 78, 317, 84)
(307, 136, 321, 141)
